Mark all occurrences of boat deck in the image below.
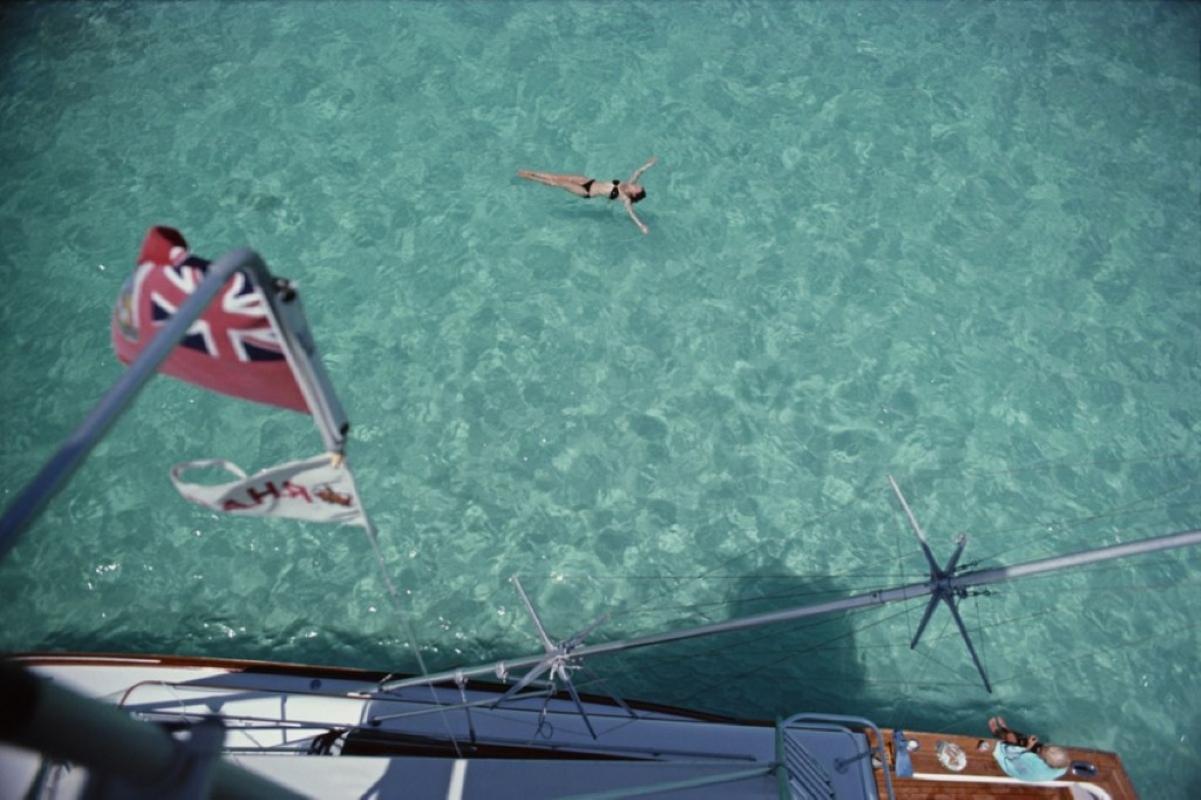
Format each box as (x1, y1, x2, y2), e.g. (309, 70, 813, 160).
(4, 654, 1141, 799)
(874, 729, 1138, 800)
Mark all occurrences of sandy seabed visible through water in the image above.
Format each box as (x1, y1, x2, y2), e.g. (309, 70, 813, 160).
(0, 1, 1199, 794)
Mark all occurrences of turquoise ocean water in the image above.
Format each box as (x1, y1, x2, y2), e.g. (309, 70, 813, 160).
(2, 1, 1199, 794)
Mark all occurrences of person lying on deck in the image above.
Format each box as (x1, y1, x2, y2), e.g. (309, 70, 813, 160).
(989, 716, 1070, 767)
(517, 156, 657, 235)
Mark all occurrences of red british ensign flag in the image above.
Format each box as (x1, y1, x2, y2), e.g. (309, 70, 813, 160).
(111, 226, 308, 412)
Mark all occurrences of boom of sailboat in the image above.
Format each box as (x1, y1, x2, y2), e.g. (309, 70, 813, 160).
(373, 507, 1201, 703)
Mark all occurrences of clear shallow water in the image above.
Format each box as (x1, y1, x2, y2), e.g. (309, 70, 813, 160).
(1, 0, 1199, 793)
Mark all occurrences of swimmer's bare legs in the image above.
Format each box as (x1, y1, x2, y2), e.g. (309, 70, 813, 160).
(517, 170, 592, 197)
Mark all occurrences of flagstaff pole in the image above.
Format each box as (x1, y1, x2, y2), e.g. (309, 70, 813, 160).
(0, 246, 349, 564)
(248, 264, 348, 455)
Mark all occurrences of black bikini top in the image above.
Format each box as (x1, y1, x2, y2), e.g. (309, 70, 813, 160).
(609, 180, 620, 200)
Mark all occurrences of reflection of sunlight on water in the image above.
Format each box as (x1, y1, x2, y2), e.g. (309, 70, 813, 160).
(0, 0, 1198, 794)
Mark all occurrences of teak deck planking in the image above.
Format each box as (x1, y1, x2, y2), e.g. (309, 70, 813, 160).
(870, 728, 1138, 799)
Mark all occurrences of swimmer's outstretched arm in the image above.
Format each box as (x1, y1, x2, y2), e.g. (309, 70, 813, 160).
(623, 198, 649, 235)
(626, 156, 657, 184)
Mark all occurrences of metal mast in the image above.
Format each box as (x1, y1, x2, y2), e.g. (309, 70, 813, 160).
(377, 519, 1201, 695)
(887, 475, 992, 692)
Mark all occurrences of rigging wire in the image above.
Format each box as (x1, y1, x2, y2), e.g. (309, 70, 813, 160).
(706, 449, 1196, 590)
(989, 614, 1201, 688)
(571, 482, 1201, 687)
(512, 570, 930, 581)
(492, 479, 903, 646)
(968, 480, 1199, 566)
(893, 497, 916, 695)
(897, 449, 1197, 484)
(348, 465, 463, 758)
(690, 572, 1201, 666)
(871, 479, 1200, 585)
(595, 566, 1201, 710)
(494, 452, 1198, 662)
(608, 581, 914, 620)
(910, 632, 973, 684)
(621, 596, 916, 684)
(636, 474, 890, 597)
(974, 593, 988, 691)
(411, 451, 1198, 720)
(604, 499, 1191, 737)
(477, 494, 1201, 682)
(668, 602, 922, 707)
(592, 525, 1201, 636)
(605, 607, 876, 676)
(498, 572, 899, 656)
(134, 573, 1201, 758)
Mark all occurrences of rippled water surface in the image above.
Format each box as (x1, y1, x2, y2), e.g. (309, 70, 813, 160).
(1, 1, 1199, 794)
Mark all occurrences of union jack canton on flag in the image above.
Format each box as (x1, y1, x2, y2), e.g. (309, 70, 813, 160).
(111, 226, 308, 412)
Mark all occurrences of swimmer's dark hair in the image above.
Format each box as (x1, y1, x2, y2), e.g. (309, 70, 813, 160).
(632, 188, 647, 203)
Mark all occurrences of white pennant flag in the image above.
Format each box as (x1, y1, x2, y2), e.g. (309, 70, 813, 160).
(170, 455, 368, 527)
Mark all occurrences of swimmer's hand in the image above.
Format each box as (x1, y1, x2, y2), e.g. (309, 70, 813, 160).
(629, 156, 657, 183)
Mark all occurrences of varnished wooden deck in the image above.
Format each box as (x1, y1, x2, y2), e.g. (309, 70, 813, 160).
(871, 729, 1138, 799)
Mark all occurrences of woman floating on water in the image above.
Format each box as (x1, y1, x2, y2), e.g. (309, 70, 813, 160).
(518, 156, 657, 235)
